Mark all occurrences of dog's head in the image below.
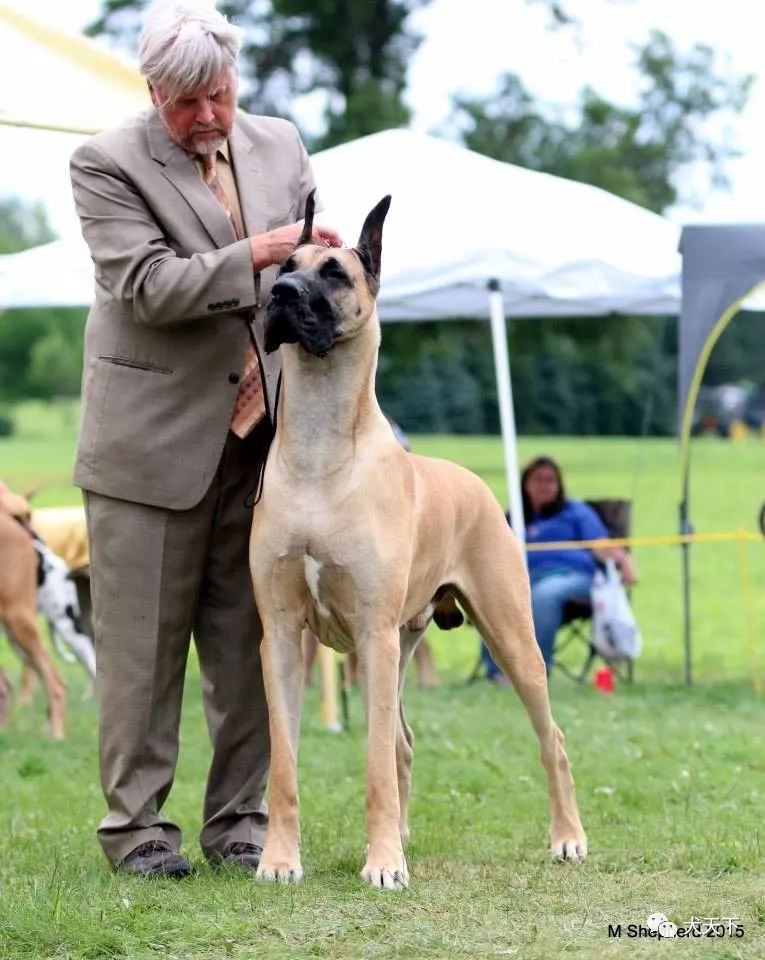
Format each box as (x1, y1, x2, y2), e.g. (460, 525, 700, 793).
(264, 192, 391, 357)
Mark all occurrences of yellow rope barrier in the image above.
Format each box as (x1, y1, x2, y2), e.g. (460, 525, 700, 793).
(524, 529, 762, 551)
(525, 527, 763, 696)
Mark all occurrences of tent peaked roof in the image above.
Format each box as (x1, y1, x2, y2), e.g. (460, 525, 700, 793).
(0, 5, 146, 134)
(1, 127, 684, 317)
(311, 128, 682, 319)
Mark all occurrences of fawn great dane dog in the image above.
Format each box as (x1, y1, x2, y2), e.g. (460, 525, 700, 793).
(249, 194, 586, 889)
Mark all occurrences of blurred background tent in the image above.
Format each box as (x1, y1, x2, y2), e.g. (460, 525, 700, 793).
(0, 4, 146, 135)
(0, 128, 685, 536)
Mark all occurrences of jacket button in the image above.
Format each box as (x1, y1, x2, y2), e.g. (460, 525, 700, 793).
(229, 373, 240, 384)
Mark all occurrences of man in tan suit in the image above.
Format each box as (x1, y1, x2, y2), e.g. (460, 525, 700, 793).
(70, 0, 340, 877)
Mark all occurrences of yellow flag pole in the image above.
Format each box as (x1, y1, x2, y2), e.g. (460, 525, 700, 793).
(736, 528, 762, 696)
(317, 643, 341, 732)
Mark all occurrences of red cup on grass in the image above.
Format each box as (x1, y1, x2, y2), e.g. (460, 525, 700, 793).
(594, 666, 615, 694)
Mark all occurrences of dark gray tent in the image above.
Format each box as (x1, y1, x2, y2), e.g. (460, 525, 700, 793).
(678, 224, 765, 682)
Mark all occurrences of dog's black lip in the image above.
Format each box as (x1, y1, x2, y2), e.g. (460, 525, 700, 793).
(264, 301, 337, 357)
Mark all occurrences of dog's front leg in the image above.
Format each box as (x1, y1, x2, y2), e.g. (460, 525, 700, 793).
(256, 617, 305, 884)
(357, 626, 409, 890)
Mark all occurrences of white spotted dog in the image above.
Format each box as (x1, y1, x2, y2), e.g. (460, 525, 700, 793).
(34, 535, 96, 682)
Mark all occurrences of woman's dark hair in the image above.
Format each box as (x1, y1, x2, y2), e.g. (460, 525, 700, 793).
(521, 455, 566, 521)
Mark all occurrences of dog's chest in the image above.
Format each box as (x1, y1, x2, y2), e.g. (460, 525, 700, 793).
(302, 554, 359, 653)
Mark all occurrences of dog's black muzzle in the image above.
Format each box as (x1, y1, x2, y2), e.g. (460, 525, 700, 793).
(265, 276, 339, 358)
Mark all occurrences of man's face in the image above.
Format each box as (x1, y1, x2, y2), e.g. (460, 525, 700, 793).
(150, 67, 237, 155)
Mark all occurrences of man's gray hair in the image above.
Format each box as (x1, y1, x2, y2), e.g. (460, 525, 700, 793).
(138, 0, 243, 102)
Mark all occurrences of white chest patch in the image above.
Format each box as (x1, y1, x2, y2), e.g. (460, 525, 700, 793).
(304, 555, 331, 618)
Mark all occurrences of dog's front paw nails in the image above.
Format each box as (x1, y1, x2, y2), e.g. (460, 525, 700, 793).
(550, 834, 587, 863)
(256, 859, 303, 884)
(361, 855, 409, 890)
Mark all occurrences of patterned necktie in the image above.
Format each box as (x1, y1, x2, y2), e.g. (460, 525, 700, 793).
(199, 152, 265, 438)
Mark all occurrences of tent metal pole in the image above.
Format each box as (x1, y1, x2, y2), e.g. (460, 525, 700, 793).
(487, 279, 525, 548)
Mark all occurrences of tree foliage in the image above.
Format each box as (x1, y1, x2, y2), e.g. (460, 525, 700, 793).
(86, 0, 430, 149)
(0, 198, 55, 255)
(70, 4, 761, 437)
(449, 30, 752, 213)
(0, 199, 85, 404)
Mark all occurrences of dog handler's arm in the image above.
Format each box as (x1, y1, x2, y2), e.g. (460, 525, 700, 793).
(70, 140, 336, 327)
(70, 141, 261, 327)
(248, 222, 342, 270)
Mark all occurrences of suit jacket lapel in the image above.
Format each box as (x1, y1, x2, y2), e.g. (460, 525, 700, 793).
(229, 114, 269, 238)
(146, 109, 236, 249)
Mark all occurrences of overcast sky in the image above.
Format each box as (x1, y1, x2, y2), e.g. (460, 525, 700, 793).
(3, 0, 765, 237)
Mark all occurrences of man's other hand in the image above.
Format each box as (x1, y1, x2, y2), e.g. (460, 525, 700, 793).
(249, 222, 342, 271)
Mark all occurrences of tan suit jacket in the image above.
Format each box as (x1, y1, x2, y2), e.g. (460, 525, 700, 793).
(70, 109, 316, 510)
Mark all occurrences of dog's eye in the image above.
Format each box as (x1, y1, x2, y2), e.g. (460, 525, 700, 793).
(279, 257, 296, 275)
(319, 258, 350, 285)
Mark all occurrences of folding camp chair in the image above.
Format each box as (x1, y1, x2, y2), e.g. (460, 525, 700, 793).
(554, 498, 635, 684)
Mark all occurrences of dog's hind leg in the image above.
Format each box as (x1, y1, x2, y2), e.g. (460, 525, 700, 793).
(458, 538, 586, 862)
(5, 607, 65, 740)
(0, 667, 12, 731)
(356, 623, 409, 890)
(256, 616, 306, 884)
(19, 662, 35, 705)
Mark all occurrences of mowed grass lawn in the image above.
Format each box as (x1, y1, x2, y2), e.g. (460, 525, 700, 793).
(1, 401, 764, 959)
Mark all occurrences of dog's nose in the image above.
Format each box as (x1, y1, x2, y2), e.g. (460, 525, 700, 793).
(271, 276, 307, 302)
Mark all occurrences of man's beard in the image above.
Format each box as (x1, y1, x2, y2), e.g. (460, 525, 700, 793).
(189, 132, 226, 155)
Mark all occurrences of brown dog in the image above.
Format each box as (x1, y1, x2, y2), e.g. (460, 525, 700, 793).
(0, 499, 66, 740)
(249, 195, 586, 889)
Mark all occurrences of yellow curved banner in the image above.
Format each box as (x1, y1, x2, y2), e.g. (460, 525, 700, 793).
(0, 4, 144, 93)
(677, 281, 765, 500)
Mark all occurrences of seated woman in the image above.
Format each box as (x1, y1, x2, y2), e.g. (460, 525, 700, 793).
(481, 455, 635, 677)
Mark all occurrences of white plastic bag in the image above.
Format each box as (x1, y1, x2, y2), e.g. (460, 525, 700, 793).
(590, 559, 641, 660)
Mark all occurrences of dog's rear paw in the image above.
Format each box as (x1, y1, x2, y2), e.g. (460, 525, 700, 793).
(550, 835, 587, 863)
(361, 856, 409, 890)
(256, 861, 304, 884)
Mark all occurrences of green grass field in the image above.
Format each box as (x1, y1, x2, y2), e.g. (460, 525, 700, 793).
(1, 402, 763, 959)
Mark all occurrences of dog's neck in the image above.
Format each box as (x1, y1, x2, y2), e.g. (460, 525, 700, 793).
(275, 317, 391, 478)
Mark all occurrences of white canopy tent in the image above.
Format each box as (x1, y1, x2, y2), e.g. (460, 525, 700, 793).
(0, 4, 146, 135)
(0, 129, 686, 537)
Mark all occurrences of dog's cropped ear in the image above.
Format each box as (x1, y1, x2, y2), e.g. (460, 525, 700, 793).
(355, 195, 391, 283)
(296, 189, 317, 247)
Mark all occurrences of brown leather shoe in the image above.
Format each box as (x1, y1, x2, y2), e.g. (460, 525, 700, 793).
(215, 841, 263, 871)
(118, 840, 192, 878)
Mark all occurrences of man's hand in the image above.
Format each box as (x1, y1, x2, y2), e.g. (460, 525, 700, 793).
(593, 545, 636, 586)
(249, 222, 342, 271)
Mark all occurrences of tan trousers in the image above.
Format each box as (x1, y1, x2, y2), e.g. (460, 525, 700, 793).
(84, 428, 270, 865)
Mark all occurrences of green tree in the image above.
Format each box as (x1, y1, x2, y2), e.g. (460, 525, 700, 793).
(0, 197, 55, 255)
(0, 198, 86, 403)
(86, 0, 431, 149)
(449, 31, 751, 213)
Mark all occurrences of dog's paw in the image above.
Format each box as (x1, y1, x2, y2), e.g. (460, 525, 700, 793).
(256, 837, 303, 883)
(360, 855, 409, 891)
(550, 833, 587, 863)
(256, 859, 303, 884)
